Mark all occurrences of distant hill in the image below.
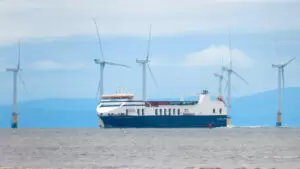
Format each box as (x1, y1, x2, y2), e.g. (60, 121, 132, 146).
(231, 87, 300, 127)
(0, 99, 99, 128)
(0, 87, 299, 128)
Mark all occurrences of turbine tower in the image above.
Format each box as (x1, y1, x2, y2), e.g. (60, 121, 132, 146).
(272, 57, 295, 127)
(222, 31, 248, 127)
(136, 24, 158, 100)
(92, 19, 130, 98)
(6, 41, 26, 129)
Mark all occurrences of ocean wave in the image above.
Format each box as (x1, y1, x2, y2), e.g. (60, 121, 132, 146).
(263, 156, 300, 159)
(231, 125, 270, 128)
(215, 125, 298, 129)
(232, 125, 299, 128)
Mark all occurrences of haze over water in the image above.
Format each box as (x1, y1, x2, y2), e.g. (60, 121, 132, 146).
(0, 127, 300, 169)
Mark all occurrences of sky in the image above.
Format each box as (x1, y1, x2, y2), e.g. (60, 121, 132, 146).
(0, 0, 300, 105)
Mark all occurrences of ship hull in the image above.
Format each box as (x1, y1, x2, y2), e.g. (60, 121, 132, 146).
(99, 115, 227, 128)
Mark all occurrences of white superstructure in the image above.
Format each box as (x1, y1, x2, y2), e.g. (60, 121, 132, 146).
(96, 90, 227, 117)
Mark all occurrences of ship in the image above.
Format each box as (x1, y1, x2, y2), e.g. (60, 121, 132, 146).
(96, 89, 228, 128)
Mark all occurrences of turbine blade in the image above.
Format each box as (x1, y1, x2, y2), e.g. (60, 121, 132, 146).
(272, 64, 281, 68)
(222, 75, 231, 92)
(232, 70, 249, 85)
(92, 19, 105, 60)
(222, 66, 229, 72)
(222, 75, 227, 82)
(17, 41, 21, 69)
(213, 73, 220, 78)
(229, 30, 232, 69)
(221, 56, 225, 76)
(105, 61, 130, 68)
(282, 68, 285, 100)
(146, 24, 152, 61)
(18, 74, 28, 95)
(231, 83, 237, 92)
(223, 77, 236, 93)
(96, 78, 101, 99)
(282, 68, 285, 90)
(223, 79, 229, 93)
(147, 64, 158, 88)
(283, 57, 296, 67)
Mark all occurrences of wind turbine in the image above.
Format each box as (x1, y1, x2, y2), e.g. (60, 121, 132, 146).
(136, 24, 158, 101)
(92, 19, 130, 98)
(272, 57, 296, 127)
(222, 31, 248, 127)
(6, 41, 27, 129)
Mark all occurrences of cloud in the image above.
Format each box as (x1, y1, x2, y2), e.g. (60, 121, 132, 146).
(184, 45, 253, 68)
(0, 0, 300, 44)
(31, 60, 86, 70)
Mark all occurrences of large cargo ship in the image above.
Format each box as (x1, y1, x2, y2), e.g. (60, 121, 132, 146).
(96, 90, 228, 128)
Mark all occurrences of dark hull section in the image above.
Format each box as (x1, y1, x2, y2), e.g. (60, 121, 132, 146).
(99, 115, 227, 128)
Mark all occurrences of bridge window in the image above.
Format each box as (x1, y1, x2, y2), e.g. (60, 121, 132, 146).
(126, 109, 128, 116)
(219, 108, 222, 114)
(169, 109, 171, 116)
(160, 109, 162, 116)
(137, 109, 140, 116)
(164, 109, 167, 116)
(177, 109, 180, 115)
(155, 109, 158, 116)
(213, 108, 216, 113)
(173, 109, 176, 115)
(142, 109, 145, 116)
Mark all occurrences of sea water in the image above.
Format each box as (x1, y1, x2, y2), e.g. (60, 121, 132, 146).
(0, 127, 299, 169)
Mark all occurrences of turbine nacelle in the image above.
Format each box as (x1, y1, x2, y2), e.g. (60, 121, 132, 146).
(94, 59, 105, 64)
(272, 64, 282, 68)
(94, 59, 130, 68)
(272, 57, 296, 69)
(222, 66, 248, 85)
(6, 68, 21, 72)
(136, 59, 149, 64)
(214, 73, 223, 79)
(222, 66, 232, 73)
